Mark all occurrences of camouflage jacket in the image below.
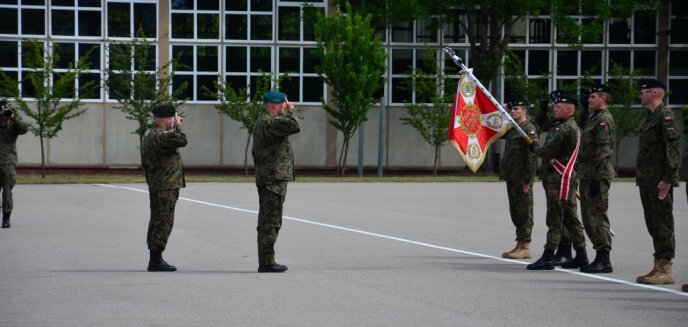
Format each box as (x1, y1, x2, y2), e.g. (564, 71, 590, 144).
(252, 110, 300, 187)
(534, 116, 579, 184)
(577, 109, 616, 180)
(636, 104, 680, 186)
(0, 116, 29, 164)
(499, 120, 539, 184)
(143, 125, 187, 191)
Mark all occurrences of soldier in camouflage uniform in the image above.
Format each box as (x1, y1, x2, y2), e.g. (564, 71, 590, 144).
(577, 84, 616, 274)
(634, 79, 680, 285)
(252, 90, 300, 273)
(142, 105, 187, 272)
(499, 99, 539, 259)
(527, 90, 588, 270)
(0, 100, 28, 229)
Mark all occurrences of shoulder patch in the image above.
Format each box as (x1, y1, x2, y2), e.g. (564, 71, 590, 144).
(664, 116, 673, 122)
(598, 122, 606, 127)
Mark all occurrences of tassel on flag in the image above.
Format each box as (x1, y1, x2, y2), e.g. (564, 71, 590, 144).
(448, 73, 511, 172)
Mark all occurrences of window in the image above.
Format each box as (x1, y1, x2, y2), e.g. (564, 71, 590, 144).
(171, 0, 220, 40)
(225, 0, 271, 41)
(225, 46, 271, 98)
(171, 45, 219, 101)
(277, 47, 322, 103)
(107, 0, 157, 38)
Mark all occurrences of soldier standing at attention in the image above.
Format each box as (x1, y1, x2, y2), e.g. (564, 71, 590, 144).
(0, 100, 28, 229)
(577, 85, 616, 274)
(500, 99, 539, 259)
(252, 90, 300, 273)
(143, 104, 186, 272)
(527, 90, 588, 270)
(635, 79, 680, 285)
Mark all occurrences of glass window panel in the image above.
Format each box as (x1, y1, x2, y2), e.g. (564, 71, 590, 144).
(0, 9, 18, 34)
(108, 43, 130, 71)
(303, 7, 320, 41)
(443, 13, 465, 43)
(634, 50, 655, 76)
(0, 0, 18, 3)
(197, 46, 218, 72)
(581, 51, 602, 75)
(172, 45, 193, 71)
(510, 18, 526, 43)
(22, 0, 44, 4)
(171, 0, 193, 10)
(226, 0, 247, 11)
(303, 48, 318, 74)
(197, 14, 219, 39)
(557, 50, 577, 76)
(0, 41, 17, 67)
(22, 9, 45, 35)
(670, 50, 688, 75)
(133, 72, 156, 100)
(172, 74, 193, 100)
(528, 50, 549, 76)
(671, 17, 688, 44)
(392, 49, 412, 74)
(250, 47, 270, 72)
(416, 49, 435, 73)
(668, 79, 688, 104)
(78, 9, 101, 36)
(391, 78, 411, 103)
(280, 77, 299, 102)
(507, 50, 526, 72)
(248, 75, 260, 97)
(54, 43, 75, 69)
(0, 71, 17, 97)
(107, 73, 130, 99)
(198, 0, 219, 10)
(53, 72, 75, 98)
(52, 0, 73, 5)
(416, 18, 438, 43)
(22, 72, 39, 97)
(278, 7, 299, 41)
(134, 3, 156, 38)
(133, 45, 155, 71)
(251, 14, 272, 40)
(555, 78, 577, 90)
(172, 13, 193, 38)
(52, 10, 74, 36)
(197, 75, 217, 100)
(79, 43, 99, 70)
(79, 0, 99, 7)
(279, 47, 299, 73)
(107, 2, 130, 37)
(392, 21, 412, 42)
(634, 10, 656, 44)
(251, 0, 271, 12)
(225, 75, 247, 93)
(226, 46, 247, 72)
(609, 50, 630, 69)
(22, 41, 43, 68)
(302, 76, 321, 102)
(529, 19, 551, 43)
(226, 14, 247, 39)
(581, 18, 603, 43)
(609, 18, 631, 44)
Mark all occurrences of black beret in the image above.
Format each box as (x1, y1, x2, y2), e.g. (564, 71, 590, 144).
(638, 79, 666, 90)
(549, 90, 577, 105)
(152, 105, 176, 117)
(0, 100, 6, 110)
(588, 84, 611, 94)
(507, 99, 530, 108)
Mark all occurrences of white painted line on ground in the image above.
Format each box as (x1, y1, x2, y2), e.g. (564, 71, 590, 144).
(96, 184, 688, 297)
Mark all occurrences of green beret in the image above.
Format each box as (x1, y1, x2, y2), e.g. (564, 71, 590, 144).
(264, 90, 287, 103)
(152, 105, 176, 117)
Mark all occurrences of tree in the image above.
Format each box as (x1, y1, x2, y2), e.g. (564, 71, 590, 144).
(0, 40, 96, 177)
(314, 3, 387, 176)
(399, 49, 452, 175)
(209, 72, 290, 176)
(104, 31, 187, 168)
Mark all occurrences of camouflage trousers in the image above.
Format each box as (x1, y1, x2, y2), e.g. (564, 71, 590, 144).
(639, 185, 675, 259)
(543, 180, 586, 250)
(0, 164, 16, 213)
(505, 181, 534, 241)
(257, 184, 287, 265)
(147, 188, 179, 252)
(579, 179, 612, 251)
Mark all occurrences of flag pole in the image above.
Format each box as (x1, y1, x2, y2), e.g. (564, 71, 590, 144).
(443, 47, 533, 145)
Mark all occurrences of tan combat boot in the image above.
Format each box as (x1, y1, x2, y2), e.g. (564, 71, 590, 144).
(636, 259, 658, 283)
(639, 258, 675, 285)
(502, 242, 520, 258)
(504, 240, 531, 259)
(682, 284, 688, 292)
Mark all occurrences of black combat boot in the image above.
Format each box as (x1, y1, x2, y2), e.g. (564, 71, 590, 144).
(551, 243, 572, 266)
(1, 211, 10, 228)
(258, 263, 288, 273)
(580, 250, 613, 273)
(561, 247, 589, 269)
(147, 250, 177, 272)
(527, 248, 555, 270)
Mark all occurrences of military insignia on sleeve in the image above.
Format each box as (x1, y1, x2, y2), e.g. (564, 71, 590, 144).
(598, 122, 606, 127)
(664, 116, 673, 122)
(529, 130, 536, 135)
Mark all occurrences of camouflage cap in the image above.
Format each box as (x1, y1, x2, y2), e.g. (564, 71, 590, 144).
(152, 104, 176, 117)
(549, 90, 577, 105)
(638, 79, 666, 90)
(264, 90, 287, 103)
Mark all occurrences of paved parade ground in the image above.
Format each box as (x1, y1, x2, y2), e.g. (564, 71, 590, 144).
(1, 182, 687, 326)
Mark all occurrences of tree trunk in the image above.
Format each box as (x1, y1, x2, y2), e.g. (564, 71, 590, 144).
(339, 139, 349, 176)
(433, 144, 440, 176)
(244, 133, 251, 177)
(40, 136, 45, 178)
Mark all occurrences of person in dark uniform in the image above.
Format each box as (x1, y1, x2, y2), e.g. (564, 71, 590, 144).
(499, 99, 539, 259)
(527, 90, 588, 270)
(142, 104, 187, 272)
(634, 79, 680, 285)
(252, 90, 300, 273)
(0, 100, 28, 229)
(577, 85, 616, 273)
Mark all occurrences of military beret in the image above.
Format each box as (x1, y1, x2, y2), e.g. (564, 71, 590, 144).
(638, 79, 666, 90)
(152, 104, 176, 117)
(507, 99, 530, 109)
(588, 84, 611, 94)
(264, 90, 287, 103)
(0, 100, 6, 110)
(549, 90, 577, 105)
